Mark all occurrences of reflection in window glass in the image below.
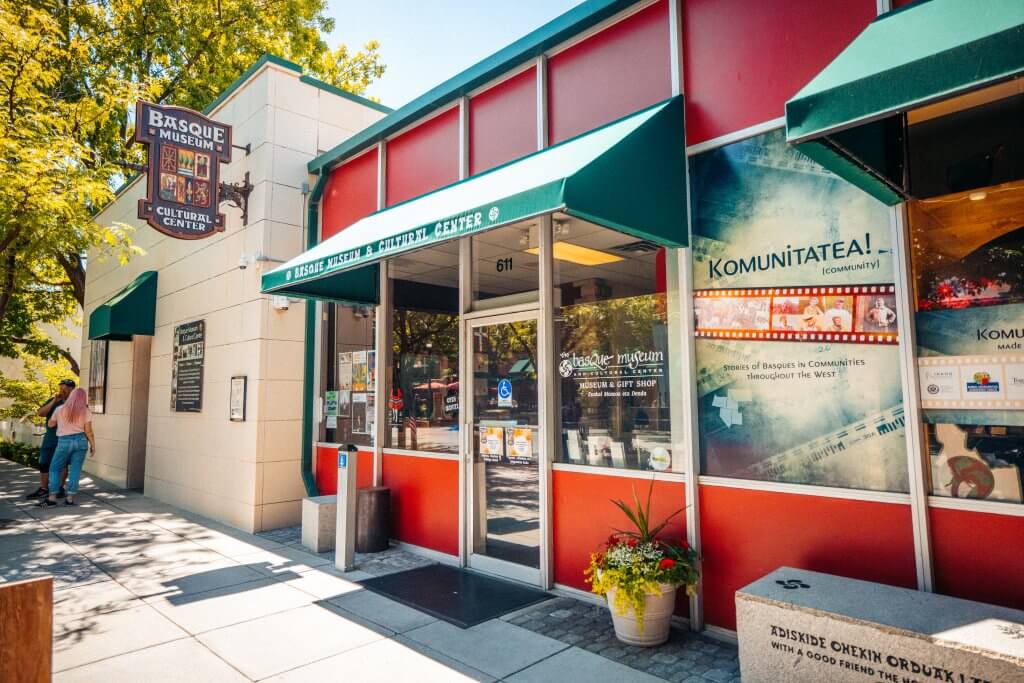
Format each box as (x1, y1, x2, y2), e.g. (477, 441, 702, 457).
(910, 179, 1024, 504)
(387, 244, 460, 454)
(472, 222, 538, 309)
(322, 304, 375, 448)
(552, 216, 675, 472)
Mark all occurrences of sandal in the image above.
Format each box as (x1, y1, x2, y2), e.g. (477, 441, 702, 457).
(64, 499, 76, 506)
(38, 499, 57, 508)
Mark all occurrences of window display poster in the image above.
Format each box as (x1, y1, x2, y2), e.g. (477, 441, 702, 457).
(908, 187, 1024, 503)
(587, 435, 613, 466)
(479, 426, 504, 462)
(324, 390, 338, 416)
(171, 320, 205, 413)
(366, 392, 375, 436)
(88, 340, 108, 414)
(911, 212, 1024, 424)
(506, 427, 534, 464)
(690, 129, 894, 291)
(338, 389, 351, 417)
(367, 350, 376, 393)
(351, 392, 368, 433)
(352, 351, 368, 392)
(337, 352, 352, 390)
(690, 130, 908, 492)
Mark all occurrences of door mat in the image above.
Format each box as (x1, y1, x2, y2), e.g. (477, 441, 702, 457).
(359, 564, 551, 628)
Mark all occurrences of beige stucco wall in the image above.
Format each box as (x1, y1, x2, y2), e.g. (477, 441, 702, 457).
(81, 60, 386, 531)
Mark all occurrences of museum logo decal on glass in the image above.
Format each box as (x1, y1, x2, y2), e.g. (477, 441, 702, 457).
(689, 129, 908, 492)
(551, 216, 677, 473)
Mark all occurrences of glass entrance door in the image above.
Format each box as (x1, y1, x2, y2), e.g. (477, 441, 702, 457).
(467, 312, 542, 584)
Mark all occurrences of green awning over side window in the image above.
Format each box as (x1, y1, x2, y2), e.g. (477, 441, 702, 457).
(88, 271, 158, 341)
(785, 0, 1024, 205)
(262, 96, 687, 303)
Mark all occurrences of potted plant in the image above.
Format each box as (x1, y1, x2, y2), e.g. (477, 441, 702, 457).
(585, 483, 698, 646)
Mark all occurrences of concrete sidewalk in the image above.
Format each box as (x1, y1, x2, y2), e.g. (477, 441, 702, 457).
(0, 458, 738, 682)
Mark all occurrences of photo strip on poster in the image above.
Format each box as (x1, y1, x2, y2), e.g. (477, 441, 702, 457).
(689, 128, 908, 493)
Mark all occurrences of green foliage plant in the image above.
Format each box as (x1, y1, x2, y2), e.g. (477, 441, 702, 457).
(585, 481, 699, 633)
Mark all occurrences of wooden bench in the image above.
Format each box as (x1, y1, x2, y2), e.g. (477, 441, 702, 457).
(0, 576, 52, 683)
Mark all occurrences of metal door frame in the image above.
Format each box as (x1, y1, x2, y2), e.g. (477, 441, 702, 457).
(462, 308, 546, 586)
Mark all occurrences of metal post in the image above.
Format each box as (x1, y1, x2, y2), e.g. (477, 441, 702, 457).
(335, 444, 359, 572)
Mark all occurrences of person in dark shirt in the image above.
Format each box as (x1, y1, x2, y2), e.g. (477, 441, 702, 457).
(25, 379, 75, 500)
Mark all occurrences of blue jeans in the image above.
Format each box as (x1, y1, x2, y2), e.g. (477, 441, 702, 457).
(49, 433, 88, 496)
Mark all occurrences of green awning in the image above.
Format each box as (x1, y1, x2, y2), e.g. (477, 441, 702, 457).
(785, 0, 1024, 205)
(88, 271, 158, 341)
(262, 96, 687, 303)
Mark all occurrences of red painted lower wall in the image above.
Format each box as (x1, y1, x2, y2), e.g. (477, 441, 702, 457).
(699, 485, 917, 630)
(930, 506, 1024, 611)
(552, 469, 688, 614)
(314, 445, 373, 494)
(381, 453, 459, 556)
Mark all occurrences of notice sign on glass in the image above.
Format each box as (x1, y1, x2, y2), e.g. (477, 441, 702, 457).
(172, 320, 205, 412)
(135, 101, 232, 239)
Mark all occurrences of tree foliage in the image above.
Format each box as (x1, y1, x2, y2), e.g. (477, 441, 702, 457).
(0, 351, 73, 424)
(0, 0, 385, 388)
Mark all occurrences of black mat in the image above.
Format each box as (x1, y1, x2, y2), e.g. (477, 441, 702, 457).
(359, 564, 551, 628)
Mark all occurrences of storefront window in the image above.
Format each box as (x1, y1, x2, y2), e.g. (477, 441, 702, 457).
(321, 303, 375, 448)
(552, 217, 676, 472)
(472, 222, 539, 309)
(910, 183, 1024, 504)
(387, 244, 460, 454)
(690, 129, 909, 493)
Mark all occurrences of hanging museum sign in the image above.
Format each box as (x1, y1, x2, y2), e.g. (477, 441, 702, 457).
(135, 101, 233, 239)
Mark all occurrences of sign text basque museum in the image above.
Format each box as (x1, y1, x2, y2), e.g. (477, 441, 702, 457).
(135, 101, 232, 239)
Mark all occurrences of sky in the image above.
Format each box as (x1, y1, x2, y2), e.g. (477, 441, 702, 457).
(324, 0, 583, 109)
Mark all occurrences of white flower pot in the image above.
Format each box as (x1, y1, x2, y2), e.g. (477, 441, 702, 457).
(605, 583, 677, 646)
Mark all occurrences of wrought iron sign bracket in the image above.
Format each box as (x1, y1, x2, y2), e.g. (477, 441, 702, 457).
(232, 143, 251, 156)
(219, 171, 254, 225)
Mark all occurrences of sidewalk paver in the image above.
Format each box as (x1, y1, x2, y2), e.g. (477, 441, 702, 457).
(403, 617, 570, 679)
(327, 586, 438, 633)
(508, 646, 665, 682)
(144, 577, 314, 635)
(196, 603, 388, 680)
(54, 637, 249, 683)
(53, 603, 188, 672)
(266, 636, 495, 682)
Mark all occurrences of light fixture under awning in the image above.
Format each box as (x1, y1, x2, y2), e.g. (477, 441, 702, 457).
(784, 0, 1024, 205)
(88, 271, 158, 341)
(262, 96, 687, 304)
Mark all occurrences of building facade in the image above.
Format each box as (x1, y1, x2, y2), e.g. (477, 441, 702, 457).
(82, 57, 388, 531)
(84, 0, 1024, 638)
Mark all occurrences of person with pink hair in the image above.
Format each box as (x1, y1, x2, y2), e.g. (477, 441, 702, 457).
(40, 388, 96, 507)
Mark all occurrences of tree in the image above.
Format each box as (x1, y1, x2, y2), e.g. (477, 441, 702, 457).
(0, 0, 385, 379)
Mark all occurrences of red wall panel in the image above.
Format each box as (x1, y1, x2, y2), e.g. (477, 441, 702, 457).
(547, 0, 672, 145)
(385, 107, 460, 207)
(314, 445, 373, 494)
(682, 0, 876, 144)
(699, 485, 917, 630)
(553, 470, 687, 614)
(320, 148, 378, 240)
(930, 507, 1024, 611)
(381, 453, 459, 556)
(470, 68, 538, 176)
